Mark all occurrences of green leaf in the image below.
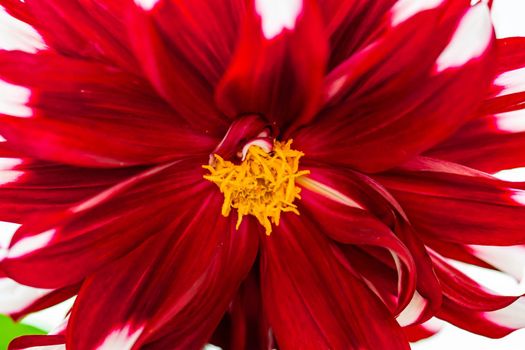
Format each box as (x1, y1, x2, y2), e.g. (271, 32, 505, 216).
(0, 315, 46, 350)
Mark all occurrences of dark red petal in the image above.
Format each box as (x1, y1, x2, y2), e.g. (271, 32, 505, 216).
(127, 3, 228, 132)
(295, 1, 495, 172)
(23, 0, 136, 71)
(67, 195, 258, 350)
(319, 0, 396, 69)
(374, 157, 525, 245)
(1, 159, 207, 288)
(210, 268, 272, 350)
(0, 151, 138, 223)
(216, 0, 328, 131)
(139, 0, 244, 86)
(9, 335, 65, 350)
(262, 213, 410, 349)
(0, 51, 216, 167)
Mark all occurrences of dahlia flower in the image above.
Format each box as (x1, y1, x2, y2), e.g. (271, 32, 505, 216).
(1, 0, 525, 349)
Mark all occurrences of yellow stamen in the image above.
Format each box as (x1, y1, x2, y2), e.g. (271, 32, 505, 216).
(203, 140, 309, 235)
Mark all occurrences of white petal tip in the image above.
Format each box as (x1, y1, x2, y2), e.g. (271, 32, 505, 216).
(134, 0, 159, 11)
(435, 3, 492, 72)
(255, 0, 303, 39)
(390, 0, 444, 27)
(494, 68, 525, 98)
(397, 292, 428, 326)
(0, 6, 46, 53)
(97, 326, 144, 350)
(8, 229, 56, 259)
(0, 80, 32, 118)
(493, 168, 525, 182)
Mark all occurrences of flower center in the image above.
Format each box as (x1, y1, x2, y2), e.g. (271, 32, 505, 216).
(203, 140, 309, 235)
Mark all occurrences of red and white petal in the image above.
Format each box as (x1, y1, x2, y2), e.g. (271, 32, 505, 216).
(0, 159, 208, 288)
(427, 37, 525, 173)
(216, 0, 328, 131)
(431, 253, 518, 312)
(439, 295, 525, 338)
(404, 318, 444, 343)
(67, 194, 258, 350)
(423, 238, 500, 271)
(374, 157, 525, 245)
(390, 0, 444, 27)
(295, 1, 495, 172)
(427, 110, 525, 173)
(0, 5, 45, 53)
(430, 249, 525, 338)
(21, 0, 136, 71)
(127, 1, 229, 132)
(298, 176, 418, 314)
(299, 166, 442, 322)
(9, 335, 65, 350)
(261, 213, 410, 349)
(0, 51, 216, 167)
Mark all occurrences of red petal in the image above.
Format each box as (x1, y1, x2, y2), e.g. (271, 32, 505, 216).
(294, 1, 495, 172)
(261, 212, 410, 349)
(374, 157, 525, 245)
(215, 0, 328, 131)
(127, 2, 229, 132)
(319, 0, 396, 69)
(1, 159, 208, 288)
(494, 37, 525, 73)
(0, 51, 216, 167)
(67, 194, 258, 350)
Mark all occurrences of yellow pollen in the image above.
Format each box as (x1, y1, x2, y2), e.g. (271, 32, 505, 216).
(203, 140, 309, 235)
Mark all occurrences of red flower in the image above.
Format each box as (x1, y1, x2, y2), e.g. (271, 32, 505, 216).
(1, 0, 525, 349)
